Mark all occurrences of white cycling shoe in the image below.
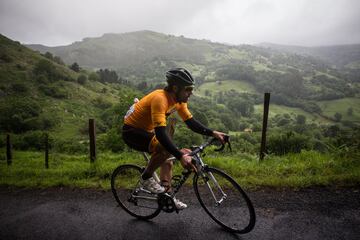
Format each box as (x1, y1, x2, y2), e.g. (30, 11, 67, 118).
(174, 197, 188, 210)
(140, 177, 165, 194)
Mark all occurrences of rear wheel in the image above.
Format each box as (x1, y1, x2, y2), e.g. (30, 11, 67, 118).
(193, 167, 256, 233)
(111, 164, 161, 219)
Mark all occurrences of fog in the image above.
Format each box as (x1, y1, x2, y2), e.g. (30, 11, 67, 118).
(0, 0, 359, 46)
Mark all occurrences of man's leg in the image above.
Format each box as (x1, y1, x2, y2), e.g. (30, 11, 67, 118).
(160, 159, 173, 192)
(142, 149, 169, 179)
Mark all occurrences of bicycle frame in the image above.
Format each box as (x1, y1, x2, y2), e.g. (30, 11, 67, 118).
(132, 141, 229, 208)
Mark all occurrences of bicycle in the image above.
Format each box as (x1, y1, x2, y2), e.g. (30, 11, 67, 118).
(111, 137, 256, 234)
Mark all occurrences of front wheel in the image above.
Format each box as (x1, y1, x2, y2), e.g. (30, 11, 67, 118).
(193, 167, 256, 233)
(111, 164, 161, 220)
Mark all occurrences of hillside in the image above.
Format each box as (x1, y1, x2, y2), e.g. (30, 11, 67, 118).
(0, 34, 140, 152)
(2, 32, 360, 156)
(27, 31, 359, 109)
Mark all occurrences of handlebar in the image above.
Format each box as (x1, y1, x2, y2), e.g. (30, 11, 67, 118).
(189, 135, 231, 156)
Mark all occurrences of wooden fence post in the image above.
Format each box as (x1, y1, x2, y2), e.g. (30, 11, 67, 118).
(260, 93, 271, 161)
(89, 119, 96, 163)
(44, 133, 49, 169)
(6, 134, 12, 166)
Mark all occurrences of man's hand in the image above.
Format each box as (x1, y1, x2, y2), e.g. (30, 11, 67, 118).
(212, 130, 227, 144)
(179, 148, 197, 172)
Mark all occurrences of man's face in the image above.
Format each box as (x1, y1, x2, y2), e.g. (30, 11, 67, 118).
(175, 85, 193, 103)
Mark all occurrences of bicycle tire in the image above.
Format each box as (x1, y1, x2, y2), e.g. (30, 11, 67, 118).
(193, 167, 256, 233)
(111, 164, 161, 220)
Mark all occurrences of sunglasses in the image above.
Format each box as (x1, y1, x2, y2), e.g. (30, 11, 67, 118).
(184, 86, 194, 91)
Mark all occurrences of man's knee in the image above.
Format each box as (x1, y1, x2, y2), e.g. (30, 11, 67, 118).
(161, 158, 174, 168)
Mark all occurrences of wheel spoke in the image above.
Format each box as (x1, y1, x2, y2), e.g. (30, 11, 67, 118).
(194, 167, 255, 233)
(111, 164, 161, 219)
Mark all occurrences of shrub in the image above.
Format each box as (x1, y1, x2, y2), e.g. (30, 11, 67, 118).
(33, 59, 58, 81)
(77, 74, 87, 85)
(0, 98, 42, 133)
(52, 138, 87, 154)
(334, 112, 342, 122)
(36, 74, 49, 84)
(89, 72, 100, 81)
(267, 132, 310, 155)
(97, 129, 126, 152)
(12, 131, 47, 150)
(93, 97, 112, 109)
(38, 84, 67, 98)
(0, 53, 12, 63)
(11, 83, 28, 93)
(70, 62, 80, 72)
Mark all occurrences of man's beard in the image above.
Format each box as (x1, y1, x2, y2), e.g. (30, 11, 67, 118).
(175, 89, 185, 103)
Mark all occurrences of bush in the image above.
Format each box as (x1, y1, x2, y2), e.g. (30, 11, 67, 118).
(0, 98, 42, 133)
(33, 59, 58, 81)
(97, 128, 125, 152)
(12, 131, 47, 150)
(0, 53, 12, 63)
(38, 84, 67, 98)
(52, 138, 87, 154)
(70, 62, 80, 72)
(93, 97, 112, 109)
(11, 83, 28, 93)
(89, 72, 100, 82)
(77, 75, 87, 85)
(267, 132, 310, 155)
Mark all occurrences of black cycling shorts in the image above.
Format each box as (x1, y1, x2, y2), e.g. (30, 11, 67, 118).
(122, 124, 154, 153)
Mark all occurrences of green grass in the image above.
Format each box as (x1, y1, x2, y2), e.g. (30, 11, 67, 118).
(1, 150, 359, 190)
(254, 104, 333, 124)
(252, 62, 272, 72)
(317, 98, 360, 123)
(195, 80, 258, 98)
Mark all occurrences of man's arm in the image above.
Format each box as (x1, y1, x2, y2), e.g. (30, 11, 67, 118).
(184, 118, 213, 136)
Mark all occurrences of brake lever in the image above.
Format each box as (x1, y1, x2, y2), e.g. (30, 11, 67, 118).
(214, 135, 231, 152)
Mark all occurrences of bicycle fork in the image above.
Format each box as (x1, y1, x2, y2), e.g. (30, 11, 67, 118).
(201, 171, 227, 206)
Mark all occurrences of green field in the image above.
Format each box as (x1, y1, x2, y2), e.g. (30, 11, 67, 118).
(317, 98, 360, 123)
(255, 104, 333, 124)
(195, 80, 258, 97)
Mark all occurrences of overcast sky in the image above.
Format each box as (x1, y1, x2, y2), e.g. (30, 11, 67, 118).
(0, 0, 359, 47)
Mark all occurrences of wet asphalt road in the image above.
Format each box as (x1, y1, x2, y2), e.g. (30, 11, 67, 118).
(0, 186, 359, 240)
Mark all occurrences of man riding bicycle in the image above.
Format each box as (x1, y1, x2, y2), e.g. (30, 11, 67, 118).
(122, 68, 226, 210)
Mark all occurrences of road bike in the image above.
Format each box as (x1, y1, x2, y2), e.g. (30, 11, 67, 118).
(111, 137, 256, 234)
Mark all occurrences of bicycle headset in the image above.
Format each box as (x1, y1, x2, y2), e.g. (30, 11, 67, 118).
(166, 68, 195, 87)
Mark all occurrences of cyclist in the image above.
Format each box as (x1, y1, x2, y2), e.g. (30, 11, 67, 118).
(122, 68, 226, 210)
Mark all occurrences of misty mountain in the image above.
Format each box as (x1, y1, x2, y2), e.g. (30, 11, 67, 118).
(27, 30, 215, 69)
(258, 42, 360, 68)
(26, 30, 359, 104)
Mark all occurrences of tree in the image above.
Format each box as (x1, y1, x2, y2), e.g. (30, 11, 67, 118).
(77, 75, 87, 85)
(53, 56, 65, 65)
(334, 112, 342, 122)
(44, 52, 54, 60)
(70, 62, 80, 72)
(296, 114, 306, 125)
(97, 69, 119, 83)
(89, 72, 100, 82)
(33, 59, 58, 81)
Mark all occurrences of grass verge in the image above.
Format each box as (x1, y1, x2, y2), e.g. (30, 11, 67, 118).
(0, 150, 359, 190)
